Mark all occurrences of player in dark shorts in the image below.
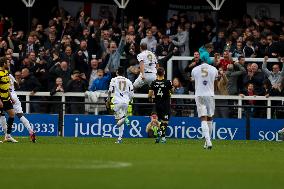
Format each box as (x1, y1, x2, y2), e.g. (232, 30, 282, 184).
(0, 57, 17, 143)
(148, 67, 173, 143)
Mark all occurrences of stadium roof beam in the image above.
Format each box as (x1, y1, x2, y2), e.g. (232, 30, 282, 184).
(206, 0, 226, 10)
(113, 0, 130, 9)
(21, 0, 35, 7)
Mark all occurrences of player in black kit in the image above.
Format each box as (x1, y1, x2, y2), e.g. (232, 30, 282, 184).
(148, 67, 173, 143)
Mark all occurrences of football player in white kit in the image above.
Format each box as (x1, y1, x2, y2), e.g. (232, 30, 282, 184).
(107, 67, 134, 143)
(1, 60, 36, 142)
(191, 62, 218, 149)
(133, 43, 157, 89)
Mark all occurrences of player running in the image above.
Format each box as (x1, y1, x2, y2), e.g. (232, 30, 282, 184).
(10, 73, 36, 142)
(133, 43, 158, 89)
(2, 59, 36, 142)
(107, 67, 134, 144)
(191, 62, 218, 149)
(148, 67, 173, 143)
(0, 57, 17, 143)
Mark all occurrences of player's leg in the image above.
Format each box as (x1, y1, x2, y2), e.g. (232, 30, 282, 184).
(156, 103, 170, 143)
(133, 74, 145, 90)
(196, 97, 211, 149)
(0, 111, 7, 137)
(4, 102, 18, 143)
(206, 96, 215, 143)
(12, 94, 36, 142)
(114, 104, 127, 143)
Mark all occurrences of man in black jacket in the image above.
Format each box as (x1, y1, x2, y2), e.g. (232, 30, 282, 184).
(19, 68, 42, 113)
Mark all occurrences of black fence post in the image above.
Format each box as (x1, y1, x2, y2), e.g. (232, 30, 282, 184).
(245, 108, 251, 140)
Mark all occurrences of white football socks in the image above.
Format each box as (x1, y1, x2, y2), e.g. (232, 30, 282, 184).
(201, 121, 211, 145)
(20, 116, 33, 133)
(207, 121, 213, 138)
(117, 117, 126, 127)
(118, 125, 124, 140)
(0, 116, 7, 135)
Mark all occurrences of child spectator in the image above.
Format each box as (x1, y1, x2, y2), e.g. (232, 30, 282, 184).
(89, 69, 111, 91)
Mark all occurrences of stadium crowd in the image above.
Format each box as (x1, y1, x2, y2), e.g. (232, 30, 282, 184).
(0, 7, 284, 118)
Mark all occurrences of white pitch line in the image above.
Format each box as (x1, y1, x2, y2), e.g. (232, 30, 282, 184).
(0, 158, 132, 170)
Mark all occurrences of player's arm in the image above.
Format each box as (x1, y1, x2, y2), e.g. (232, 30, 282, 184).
(148, 89, 154, 102)
(128, 81, 134, 101)
(106, 80, 114, 108)
(148, 81, 155, 102)
(139, 60, 145, 80)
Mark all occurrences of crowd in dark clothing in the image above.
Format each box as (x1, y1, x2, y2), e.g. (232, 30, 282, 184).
(0, 8, 284, 116)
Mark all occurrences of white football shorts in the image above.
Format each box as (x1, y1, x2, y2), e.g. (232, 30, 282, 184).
(195, 96, 215, 117)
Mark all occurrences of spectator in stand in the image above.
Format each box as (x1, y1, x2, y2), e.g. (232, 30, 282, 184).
(215, 67, 229, 118)
(74, 40, 91, 78)
(151, 25, 160, 43)
(127, 59, 140, 83)
(88, 59, 99, 87)
(60, 45, 74, 70)
(172, 77, 185, 116)
(89, 69, 111, 91)
(19, 68, 42, 113)
(262, 56, 284, 86)
(243, 63, 265, 95)
(20, 56, 35, 73)
(50, 77, 64, 114)
(278, 32, 284, 57)
(164, 20, 175, 36)
(239, 83, 257, 117)
(24, 35, 40, 57)
(226, 60, 246, 95)
(124, 42, 138, 65)
(65, 70, 88, 114)
(34, 59, 49, 91)
(140, 29, 157, 53)
(268, 78, 284, 119)
(231, 41, 244, 58)
(105, 31, 126, 76)
(243, 36, 256, 58)
(49, 61, 72, 89)
(212, 30, 226, 54)
(156, 35, 175, 57)
(199, 43, 214, 65)
(185, 51, 202, 75)
(44, 34, 58, 50)
(256, 35, 267, 58)
(265, 34, 279, 58)
(170, 24, 189, 78)
(215, 50, 233, 71)
(14, 71, 22, 84)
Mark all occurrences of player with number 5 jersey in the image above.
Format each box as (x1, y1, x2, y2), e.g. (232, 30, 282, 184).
(107, 67, 134, 144)
(191, 62, 218, 149)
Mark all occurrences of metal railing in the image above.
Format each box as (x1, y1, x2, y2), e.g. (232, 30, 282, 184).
(16, 91, 284, 119)
(166, 56, 280, 80)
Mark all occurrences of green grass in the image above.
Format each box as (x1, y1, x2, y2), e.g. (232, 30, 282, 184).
(0, 137, 284, 189)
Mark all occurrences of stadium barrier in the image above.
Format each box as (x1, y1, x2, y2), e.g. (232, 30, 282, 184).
(63, 115, 284, 141)
(16, 91, 284, 119)
(166, 56, 279, 80)
(0, 114, 58, 136)
(0, 92, 282, 141)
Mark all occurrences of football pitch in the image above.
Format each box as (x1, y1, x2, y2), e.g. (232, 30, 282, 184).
(0, 137, 283, 189)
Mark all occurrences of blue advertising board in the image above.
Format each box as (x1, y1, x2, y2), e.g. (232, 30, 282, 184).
(250, 118, 284, 141)
(0, 114, 58, 136)
(63, 115, 247, 140)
